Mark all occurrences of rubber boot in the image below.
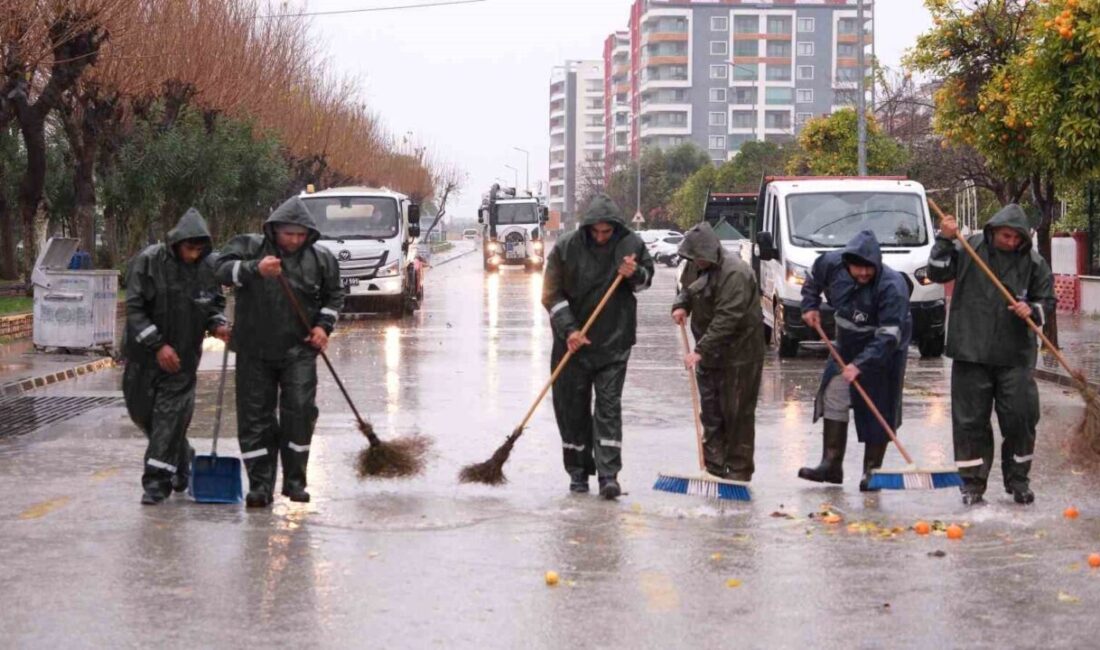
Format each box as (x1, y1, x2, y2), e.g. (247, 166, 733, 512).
(282, 484, 311, 503)
(797, 419, 847, 484)
(569, 470, 590, 494)
(598, 475, 621, 500)
(858, 443, 888, 492)
(960, 479, 985, 506)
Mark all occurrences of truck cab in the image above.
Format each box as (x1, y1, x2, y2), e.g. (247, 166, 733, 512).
(479, 184, 549, 273)
(299, 185, 423, 318)
(752, 177, 946, 358)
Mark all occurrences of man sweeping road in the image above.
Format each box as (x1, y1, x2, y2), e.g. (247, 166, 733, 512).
(215, 197, 343, 507)
(123, 208, 229, 505)
(798, 230, 912, 491)
(929, 205, 1055, 505)
(542, 195, 654, 499)
(671, 222, 764, 481)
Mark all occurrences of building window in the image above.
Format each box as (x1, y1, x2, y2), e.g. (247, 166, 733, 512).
(731, 111, 756, 129)
(733, 87, 757, 105)
(709, 88, 728, 102)
(710, 40, 729, 56)
(710, 64, 729, 80)
(766, 40, 792, 58)
(838, 18, 859, 35)
(711, 16, 729, 31)
(767, 16, 792, 35)
(765, 87, 794, 105)
(709, 111, 728, 127)
(836, 66, 860, 82)
(796, 112, 814, 125)
(734, 15, 758, 34)
(734, 40, 758, 57)
(766, 110, 792, 130)
(797, 88, 814, 103)
(766, 64, 791, 81)
(834, 89, 858, 105)
(798, 17, 815, 33)
(837, 43, 858, 59)
(797, 65, 814, 80)
(733, 64, 758, 81)
(797, 41, 814, 57)
(709, 135, 727, 150)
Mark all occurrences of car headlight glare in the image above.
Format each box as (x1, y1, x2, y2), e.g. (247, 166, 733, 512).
(377, 260, 401, 278)
(786, 260, 808, 286)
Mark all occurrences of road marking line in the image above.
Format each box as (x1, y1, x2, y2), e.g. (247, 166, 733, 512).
(19, 496, 72, 520)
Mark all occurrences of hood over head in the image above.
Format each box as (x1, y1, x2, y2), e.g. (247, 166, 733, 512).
(840, 229, 883, 272)
(581, 194, 628, 229)
(167, 207, 213, 258)
(678, 221, 722, 265)
(982, 203, 1032, 253)
(263, 196, 321, 247)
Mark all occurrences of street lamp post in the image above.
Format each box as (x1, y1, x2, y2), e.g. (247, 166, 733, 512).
(727, 62, 760, 146)
(512, 147, 530, 192)
(504, 165, 519, 190)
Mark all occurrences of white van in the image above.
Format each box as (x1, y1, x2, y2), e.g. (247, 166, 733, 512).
(299, 185, 423, 318)
(752, 177, 946, 357)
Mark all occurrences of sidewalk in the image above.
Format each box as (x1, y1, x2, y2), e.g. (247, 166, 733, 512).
(0, 338, 115, 398)
(1035, 312, 1100, 390)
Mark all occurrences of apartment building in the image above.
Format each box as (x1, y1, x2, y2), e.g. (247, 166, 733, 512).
(548, 60, 605, 229)
(619, 0, 872, 164)
(603, 31, 632, 180)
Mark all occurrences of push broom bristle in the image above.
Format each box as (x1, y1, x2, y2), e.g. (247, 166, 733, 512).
(1075, 384, 1100, 456)
(356, 434, 431, 479)
(653, 472, 751, 501)
(867, 467, 962, 490)
(458, 428, 522, 486)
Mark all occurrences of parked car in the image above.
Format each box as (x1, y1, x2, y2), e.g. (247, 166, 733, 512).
(462, 228, 479, 240)
(652, 233, 684, 267)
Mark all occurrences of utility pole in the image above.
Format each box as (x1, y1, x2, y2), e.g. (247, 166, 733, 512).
(857, 0, 868, 175)
(513, 147, 530, 191)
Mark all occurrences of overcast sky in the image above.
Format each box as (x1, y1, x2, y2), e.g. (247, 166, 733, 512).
(304, 0, 933, 219)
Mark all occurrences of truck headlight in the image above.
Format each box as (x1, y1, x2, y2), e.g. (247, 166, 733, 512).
(376, 260, 401, 278)
(487, 241, 502, 253)
(786, 260, 808, 286)
(532, 241, 544, 252)
(913, 266, 933, 286)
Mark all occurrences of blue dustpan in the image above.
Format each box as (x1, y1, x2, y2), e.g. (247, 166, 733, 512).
(190, 344, 243, 504)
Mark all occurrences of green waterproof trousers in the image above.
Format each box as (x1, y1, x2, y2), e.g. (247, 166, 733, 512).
(696, 359, 763, 481)
(123, 361, 196, 496)
(235, 346, 319, 497)
(550, 340, 630, 479)
(951, 360, 1039, 494)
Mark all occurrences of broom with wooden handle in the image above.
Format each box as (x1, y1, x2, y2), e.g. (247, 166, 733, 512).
(459, 273, 626, 485)
(652, 322, 751, 501)
(812, 321, 961, 489)
(928, 199, 1100, 454)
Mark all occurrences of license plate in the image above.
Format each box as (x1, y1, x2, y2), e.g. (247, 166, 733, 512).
(342, 277, 360, 287)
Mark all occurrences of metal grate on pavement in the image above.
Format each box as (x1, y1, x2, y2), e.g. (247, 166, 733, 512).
(0, 395, 123, 439)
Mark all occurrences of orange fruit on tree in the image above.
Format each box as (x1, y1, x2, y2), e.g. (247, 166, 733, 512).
(1064, 506, 1080, 519)
(1088, 553, 1100, 568)
(914, 521, 931, 535)
(946, 524, 964, 540)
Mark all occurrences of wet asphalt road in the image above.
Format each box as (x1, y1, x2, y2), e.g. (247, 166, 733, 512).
(2, 243, 1099, 648)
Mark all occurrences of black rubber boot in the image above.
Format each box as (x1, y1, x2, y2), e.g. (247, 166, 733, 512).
(1008, 484, 1035, 505)
(569, 470, 590, 494)
(141, 490, 167, 505)
(172, 447, 195, 493)
(961, 481, 985, 505)
(598, 475, 621, 500)
(797, 419, 847, 484)
(282, 485, 311, 503)
(246, 490, 273, 508)
(859, 443, 888, 492)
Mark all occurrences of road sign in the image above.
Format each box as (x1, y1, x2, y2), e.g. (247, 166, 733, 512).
(632, 211, 644, 225)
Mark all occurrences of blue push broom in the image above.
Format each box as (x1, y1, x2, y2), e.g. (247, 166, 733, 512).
(653, 322, 751, 501)
(812, 322, 961, 490)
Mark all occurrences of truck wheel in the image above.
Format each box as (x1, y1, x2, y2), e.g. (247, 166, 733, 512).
(773, 302, 799, 358)
(918, 332, 945, 358)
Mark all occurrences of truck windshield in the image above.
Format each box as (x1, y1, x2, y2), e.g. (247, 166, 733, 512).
(496, 202, 539, 225)
(786, 192, 927, 248)
(301, 196, 399, 239)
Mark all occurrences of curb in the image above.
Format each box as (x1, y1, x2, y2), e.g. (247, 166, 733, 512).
(430, 246, 478, 268)
(0, 357, 116, 398)
(1034, 367, 1100, 393)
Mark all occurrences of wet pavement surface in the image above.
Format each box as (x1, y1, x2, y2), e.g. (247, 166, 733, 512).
(2, 250, 1100, 648)
(1038, 312, 1100, 386)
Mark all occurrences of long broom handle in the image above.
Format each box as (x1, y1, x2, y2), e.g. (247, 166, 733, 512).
(812, 322, 915, 465)
(211, 342, 230, 457)
(515, 273, 626, 431)
(927, 199, 1083, 381)
(678, 322, 707, 472)
(275, 274, 372, 436)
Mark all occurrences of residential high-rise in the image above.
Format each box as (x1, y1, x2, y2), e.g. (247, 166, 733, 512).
(618, 0, 873, 165)
(548, 60, 605, 230)
(603, 31, 632, 180)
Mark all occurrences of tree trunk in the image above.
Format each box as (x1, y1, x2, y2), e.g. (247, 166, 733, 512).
(0, 156, 16, 280)
(102, 203, 119, 269)
(61, 99, 98, 265)
(18, 119, 46, 282)
(1031, 173, 1058, 348)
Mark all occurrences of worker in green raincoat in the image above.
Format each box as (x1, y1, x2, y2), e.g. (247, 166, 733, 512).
(215, 196, 343, 507)
(542, 195, 654, 499)
(123, 208, 229, 505)
(929, 204, 1055, 505)
(671, 222, 764, 480)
